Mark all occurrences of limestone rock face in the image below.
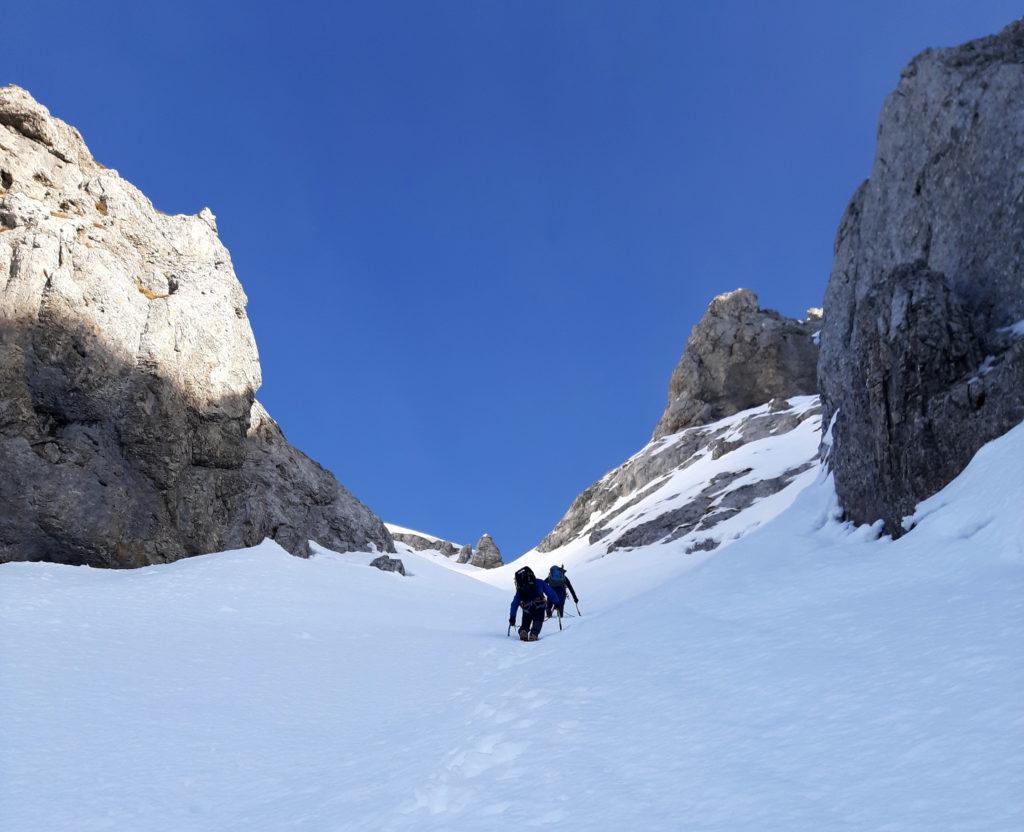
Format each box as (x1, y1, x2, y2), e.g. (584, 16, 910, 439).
(652, 289, 819, 440)
(469, 533, 503, 569)
(455, 543, 473, 564)
(0, 86, 393, 566)
(819, 21, 1024, 534)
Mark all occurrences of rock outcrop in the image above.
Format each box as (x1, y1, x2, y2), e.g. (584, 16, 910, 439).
(538, 397, 821, 555)
(536, 286, 822, 557)
(469, 533, 503, 568)
(0, 86, 393, 566)
(652, 289, 820, 440)
(819, 21, 1024, 534)
(388, 529, 458, 558)
(369, 554, 406, 576)
(386, 523, 503, 569)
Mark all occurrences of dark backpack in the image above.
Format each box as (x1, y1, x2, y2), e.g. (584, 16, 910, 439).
(547, 565, 565, 588)
(515, 566, 538, 600)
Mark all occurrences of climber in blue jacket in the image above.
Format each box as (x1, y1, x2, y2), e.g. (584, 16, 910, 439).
(509, 566, 562, 642)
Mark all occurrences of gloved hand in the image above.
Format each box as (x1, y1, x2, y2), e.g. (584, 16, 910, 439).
(509, 617, 515, 626)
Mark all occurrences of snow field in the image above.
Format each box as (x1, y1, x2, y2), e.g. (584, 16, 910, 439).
(2, 421, 1022, 830)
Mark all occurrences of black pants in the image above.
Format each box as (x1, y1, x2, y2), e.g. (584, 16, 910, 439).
(546, 587, 567, 616)
(519, 603, 545, 636)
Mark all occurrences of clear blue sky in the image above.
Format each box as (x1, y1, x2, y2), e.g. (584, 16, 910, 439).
(5, 2, 1018, 556)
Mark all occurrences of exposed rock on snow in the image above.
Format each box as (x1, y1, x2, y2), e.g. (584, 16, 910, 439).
(389, 530, 458, 558)
(0, 86, 393, 566)
(537, 396, 821, 556)
(819, 21, 1024, 535)
(369, 554, 406, 575)
(470, 533, 503, 568)
(608, 462, 815, 553)
(533, 287, 821, 560)
(384, 524, 501, 569)
(385, 524, 465, 559)
(651, 289, 819, 440)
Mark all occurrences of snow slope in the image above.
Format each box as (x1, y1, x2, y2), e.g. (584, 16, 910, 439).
(2, 423, 1022, 830)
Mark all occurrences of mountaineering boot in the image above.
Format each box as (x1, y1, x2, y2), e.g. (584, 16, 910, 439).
(518, 628, 529, 641)
(527, 633, 539, 642)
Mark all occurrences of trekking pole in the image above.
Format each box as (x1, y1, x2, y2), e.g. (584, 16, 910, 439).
(573, 599, 581, 616)
(557, 608, 563, 631)
(507, 623, 512, 637)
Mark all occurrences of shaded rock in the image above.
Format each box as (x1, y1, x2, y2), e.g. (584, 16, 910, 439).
(469, 533, 503, 569)
(607, 469, 749, 551)
(369, 555, 406, 576)
(0, 86, 393, 567)
(819, 21, 1024, 535)
(709, 438, 743, 460)
(652, 289, 819, 440)
(456, 543, 473, 564)
(240, 404, 392, 557)
(609, 462, 814, 552)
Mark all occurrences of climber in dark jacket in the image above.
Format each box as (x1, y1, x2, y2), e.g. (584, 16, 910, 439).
(509, 570, 562, 641)
(544, 564, 579, 618)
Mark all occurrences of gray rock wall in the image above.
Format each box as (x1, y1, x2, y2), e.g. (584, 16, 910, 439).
(0, 86, 393, 566)
(819, 21, 1024, 534)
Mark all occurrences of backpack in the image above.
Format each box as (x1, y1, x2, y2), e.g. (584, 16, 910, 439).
(515, 566, 538, 600)
(547, 565, 565, 589)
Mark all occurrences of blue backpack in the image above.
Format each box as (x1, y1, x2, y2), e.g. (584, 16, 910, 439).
(547, 565, 565, 588)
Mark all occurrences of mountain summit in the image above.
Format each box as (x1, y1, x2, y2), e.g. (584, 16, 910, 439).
(652, 288, 819, 440)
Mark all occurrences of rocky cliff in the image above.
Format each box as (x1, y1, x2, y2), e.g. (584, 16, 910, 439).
(0, 86, 393, 566)
(537, 289, 821, 557)
(819, 21, 1024, 534)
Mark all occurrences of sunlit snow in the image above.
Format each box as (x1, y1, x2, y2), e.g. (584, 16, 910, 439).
(2, 421, 1022, 831)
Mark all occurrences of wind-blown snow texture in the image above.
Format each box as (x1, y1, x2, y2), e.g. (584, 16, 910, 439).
(2, 421, 1022, 830)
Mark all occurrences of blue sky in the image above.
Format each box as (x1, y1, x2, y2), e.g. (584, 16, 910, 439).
(5, 2, 1018, 556)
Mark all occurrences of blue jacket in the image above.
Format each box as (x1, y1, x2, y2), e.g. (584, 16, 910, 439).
(510, 579, 561, 620)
